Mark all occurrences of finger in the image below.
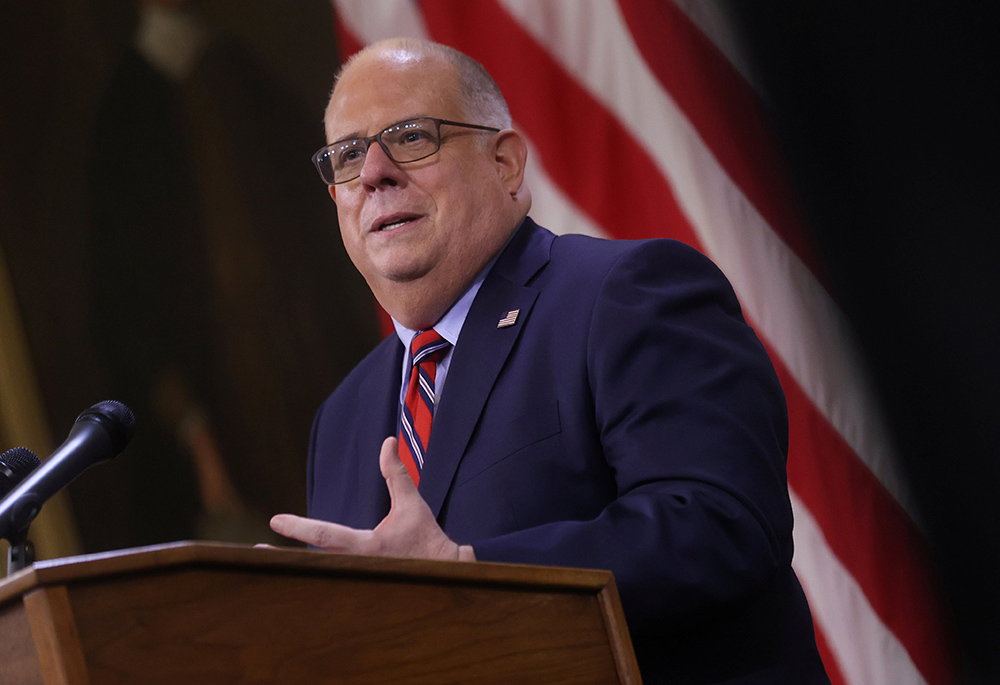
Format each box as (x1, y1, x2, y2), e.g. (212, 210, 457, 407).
(270, 513, 364, 551)
(379, 436, 408, 481)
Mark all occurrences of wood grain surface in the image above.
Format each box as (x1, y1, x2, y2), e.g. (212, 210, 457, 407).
(0, 542, 641, 684)
(23, 586, 90, 685)
(0, 602, 43, 684)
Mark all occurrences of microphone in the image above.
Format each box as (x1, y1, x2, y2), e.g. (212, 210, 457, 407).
(0, 401, 135, 541)
(0, 447, 41, 498)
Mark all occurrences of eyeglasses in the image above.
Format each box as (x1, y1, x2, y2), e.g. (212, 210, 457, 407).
(312, 117, 501, 185)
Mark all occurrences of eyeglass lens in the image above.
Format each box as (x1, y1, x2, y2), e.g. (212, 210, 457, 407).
(324, 119, 441, 183)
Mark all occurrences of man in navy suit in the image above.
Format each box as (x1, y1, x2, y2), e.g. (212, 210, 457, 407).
(271, 38, 828, 683)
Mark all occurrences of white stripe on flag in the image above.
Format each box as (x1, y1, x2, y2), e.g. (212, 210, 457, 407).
(333, 0, 427, 41)
(791, 489, 928, 685)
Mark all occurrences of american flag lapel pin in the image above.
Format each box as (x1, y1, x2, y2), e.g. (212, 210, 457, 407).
(497, 309, 520, 328)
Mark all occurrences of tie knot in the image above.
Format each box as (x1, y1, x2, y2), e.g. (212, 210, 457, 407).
(410, 329, 450, 367)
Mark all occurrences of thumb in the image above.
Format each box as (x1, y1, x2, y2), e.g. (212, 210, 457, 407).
(379, 436, 413, 491)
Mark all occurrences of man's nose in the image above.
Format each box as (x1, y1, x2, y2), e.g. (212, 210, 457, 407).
(359, 140, 404, 190)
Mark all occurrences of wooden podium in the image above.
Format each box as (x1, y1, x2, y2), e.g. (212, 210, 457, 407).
(0, 542, 641, 684)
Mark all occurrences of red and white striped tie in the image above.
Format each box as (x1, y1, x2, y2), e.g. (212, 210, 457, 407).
(398, 330, 451, 486)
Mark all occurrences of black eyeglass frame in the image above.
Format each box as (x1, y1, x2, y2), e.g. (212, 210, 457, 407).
(312, 117, 502, 185)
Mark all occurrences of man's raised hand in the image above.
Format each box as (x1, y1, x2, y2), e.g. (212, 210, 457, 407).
(269, 437, 475, 562)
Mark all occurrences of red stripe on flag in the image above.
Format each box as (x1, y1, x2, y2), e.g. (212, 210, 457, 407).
(774, 351, 957, 684)
(335, 10, 365, 60)
(813, 622, 848, 685)
(418, 0, 699, 248)
(617, 0, 825, 285)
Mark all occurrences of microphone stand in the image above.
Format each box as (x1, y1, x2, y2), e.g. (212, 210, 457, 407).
(6, 526, 35, 575)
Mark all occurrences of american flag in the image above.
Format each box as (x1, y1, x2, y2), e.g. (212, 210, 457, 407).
(330, 2, 953, 682)
(497, 309, 520, 328)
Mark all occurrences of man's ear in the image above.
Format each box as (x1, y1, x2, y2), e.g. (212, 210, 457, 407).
(493, 129, 528, 197)
(327, 185, 337, 203)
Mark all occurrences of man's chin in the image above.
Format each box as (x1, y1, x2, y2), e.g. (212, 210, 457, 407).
(368, 259, 434, 287)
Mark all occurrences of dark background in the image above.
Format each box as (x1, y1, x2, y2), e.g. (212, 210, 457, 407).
(0, 0, 379, 550)
(731, 2, 1000, 681)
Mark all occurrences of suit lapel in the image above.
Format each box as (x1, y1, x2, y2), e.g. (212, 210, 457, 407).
(419, 219, 553, 517)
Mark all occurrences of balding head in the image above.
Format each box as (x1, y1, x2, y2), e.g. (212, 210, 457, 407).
(327, 38, 511, 141)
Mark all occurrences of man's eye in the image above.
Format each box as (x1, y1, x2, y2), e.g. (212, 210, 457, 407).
(337, 147, 364, 166)
(401, 130, 432, 145)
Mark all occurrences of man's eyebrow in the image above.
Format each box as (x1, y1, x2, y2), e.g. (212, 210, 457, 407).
(329, 131, 363, 146)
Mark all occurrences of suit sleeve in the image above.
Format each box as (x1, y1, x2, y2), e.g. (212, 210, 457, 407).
(472, 240, 793, 628)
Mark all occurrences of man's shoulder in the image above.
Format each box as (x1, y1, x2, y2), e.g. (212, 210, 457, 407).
(525, 225, 744, 328)
(539, 226, 725, 289)
(498, 218, 717, 290)
(550, 229, 708, 262)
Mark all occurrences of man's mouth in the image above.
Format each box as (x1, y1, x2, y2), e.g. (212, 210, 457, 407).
(374, 214, 422, 232)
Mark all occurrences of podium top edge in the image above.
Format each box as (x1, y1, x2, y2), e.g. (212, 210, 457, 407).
(1, 541, 615, 605)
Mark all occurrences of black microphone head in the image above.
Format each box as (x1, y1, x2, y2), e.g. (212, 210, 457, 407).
(75, 401, 136, 455)
(0, 447, 41, 495)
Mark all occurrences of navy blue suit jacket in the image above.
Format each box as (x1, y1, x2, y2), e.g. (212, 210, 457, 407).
(308, 219, 828, 683)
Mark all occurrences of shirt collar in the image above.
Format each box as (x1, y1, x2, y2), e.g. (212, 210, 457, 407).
(391, 267, 484, 350)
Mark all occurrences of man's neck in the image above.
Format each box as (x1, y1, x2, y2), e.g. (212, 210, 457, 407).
(375, 218, 525, 330)
(376, 273, 470, 331)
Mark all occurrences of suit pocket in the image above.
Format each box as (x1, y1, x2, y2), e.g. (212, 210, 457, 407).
(456, 401, 562, 485)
